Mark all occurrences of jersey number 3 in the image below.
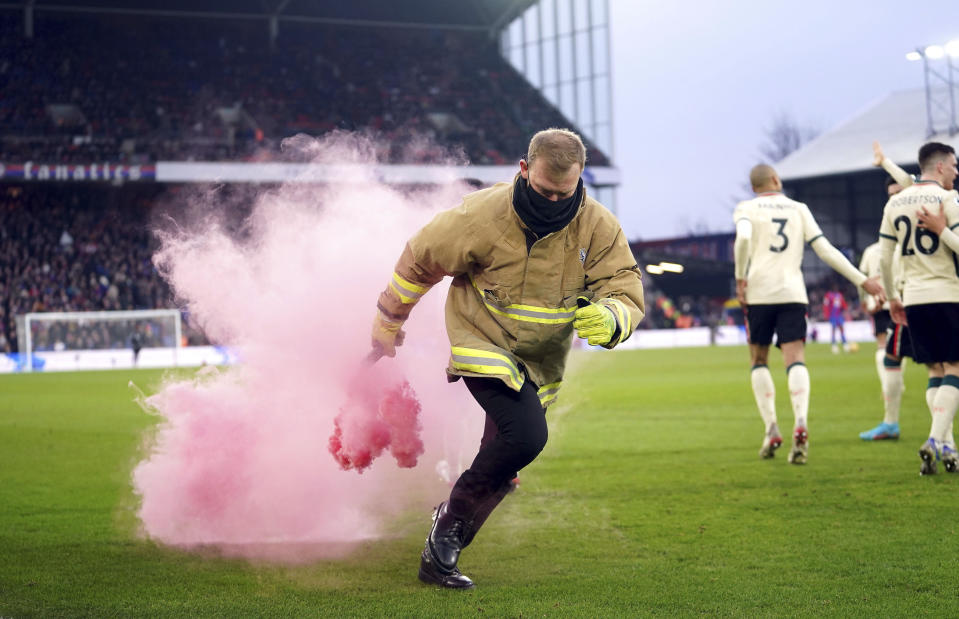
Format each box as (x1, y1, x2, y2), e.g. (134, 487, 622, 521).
(769, 218, 789, 253)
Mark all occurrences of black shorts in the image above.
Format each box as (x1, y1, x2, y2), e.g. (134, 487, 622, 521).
(873, 309, 892, 337)
(745, 303, 807, 347)
(885, 323, 914, 360)
(903, 303, 959, 364)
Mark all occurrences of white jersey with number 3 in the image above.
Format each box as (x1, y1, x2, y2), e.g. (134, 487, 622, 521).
(879, 180, 959, 306)
(733, 191, 824, 305)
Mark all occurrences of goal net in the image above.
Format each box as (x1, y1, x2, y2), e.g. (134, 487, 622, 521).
(16, 309, 182, 372)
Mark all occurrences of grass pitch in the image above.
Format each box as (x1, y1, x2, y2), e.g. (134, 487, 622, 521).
(1, 344, 957, 617)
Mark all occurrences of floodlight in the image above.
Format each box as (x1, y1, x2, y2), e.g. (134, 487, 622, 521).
(645, 264, 664, 275)
(658, 262, 684, 273)
(909, 39, 959, 137)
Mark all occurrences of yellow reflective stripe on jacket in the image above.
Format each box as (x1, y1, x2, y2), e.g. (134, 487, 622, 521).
(600, 297, 631, 344)
(537, 381, 562, 408)
(469, 275, 576, 325)
(390, 272, 430, 304)
(450, 346, 524, 390)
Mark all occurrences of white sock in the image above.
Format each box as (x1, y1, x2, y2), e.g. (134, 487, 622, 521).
(929, 378, 959, 445)
(787, 362, 810, 430)
(926, 377, 941, 420)
(883, 359, 904, 425)
(751, 365, 777, 431)
(874, 349, 886, 393)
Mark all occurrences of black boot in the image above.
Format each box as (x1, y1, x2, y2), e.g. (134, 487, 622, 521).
(417, 502, 474, 589)
(461, 480, 512, 549)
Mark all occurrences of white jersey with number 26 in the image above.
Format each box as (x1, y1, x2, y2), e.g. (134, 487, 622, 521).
(879, 180, 959, 306)
(733, 191, 824, 305)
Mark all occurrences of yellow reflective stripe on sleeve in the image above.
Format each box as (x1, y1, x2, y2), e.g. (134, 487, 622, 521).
(600, 298, 631, 344)
(537, 381, 562, 408)
(450, 346, 524, 390)
(469, 275, 576, 325)
(390, 272, 430, 304)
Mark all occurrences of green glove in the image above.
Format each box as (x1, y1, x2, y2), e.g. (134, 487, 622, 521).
(573, 297, 617, 346)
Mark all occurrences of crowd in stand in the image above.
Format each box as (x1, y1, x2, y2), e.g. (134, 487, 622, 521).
(638, 277, 865, 334)
(0, 11, 619, 356)
(0, 180, 872, 354)
(0, 13, 610, 167)
(0, 185, 203, 353)
(13, 12, 880, 355)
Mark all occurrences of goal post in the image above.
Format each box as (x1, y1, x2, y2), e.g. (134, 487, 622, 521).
(18, 309, 183, 372)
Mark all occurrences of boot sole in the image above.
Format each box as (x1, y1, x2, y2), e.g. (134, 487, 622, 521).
(418, 565, 475, 589)
(919, 447, 938, 476)
(759, 437, 782, 459)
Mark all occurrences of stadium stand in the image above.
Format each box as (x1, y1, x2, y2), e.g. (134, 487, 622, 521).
(0, 4, 613, 356)
(0, 12, 610, 166)
(0, 184, 209, 352)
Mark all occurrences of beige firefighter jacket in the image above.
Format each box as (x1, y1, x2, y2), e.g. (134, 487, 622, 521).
(377, 176, 645, 408)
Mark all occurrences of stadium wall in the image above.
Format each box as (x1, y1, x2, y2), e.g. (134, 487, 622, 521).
(0, 320, 877, 373)
(0, 345, 237, 373)
(0, 161, 620, 187)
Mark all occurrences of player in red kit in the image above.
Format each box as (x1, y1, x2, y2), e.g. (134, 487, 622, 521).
(822, 284, 849, 353)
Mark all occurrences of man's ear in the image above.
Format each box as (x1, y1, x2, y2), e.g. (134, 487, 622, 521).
(519, 158, 529, 179)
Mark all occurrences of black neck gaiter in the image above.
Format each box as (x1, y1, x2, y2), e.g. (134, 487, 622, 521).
(512, 175, 583, 239)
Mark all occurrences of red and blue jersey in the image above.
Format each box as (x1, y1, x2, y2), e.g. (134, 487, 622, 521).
(822, 291, 847, 320)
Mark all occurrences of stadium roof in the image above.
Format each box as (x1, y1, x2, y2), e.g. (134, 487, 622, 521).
(777, 88, 959, 181)
(5, 0, 537, 31)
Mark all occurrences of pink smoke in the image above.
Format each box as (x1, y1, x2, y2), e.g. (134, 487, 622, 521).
(131, 132, 483, 561)
(328, 374, 424, 473)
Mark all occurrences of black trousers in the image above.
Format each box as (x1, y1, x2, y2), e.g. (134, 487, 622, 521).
(448, 375, 548, 543)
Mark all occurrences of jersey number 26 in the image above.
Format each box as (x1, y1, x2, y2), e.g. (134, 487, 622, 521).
(894, 215, 938, 256)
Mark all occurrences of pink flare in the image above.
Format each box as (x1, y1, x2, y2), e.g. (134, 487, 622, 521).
(382, 382, 425, 468)
(329, 380, 423, 473)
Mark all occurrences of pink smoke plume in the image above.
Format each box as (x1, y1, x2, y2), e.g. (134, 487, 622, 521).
(328, 370, 424, 473)
(131, 132, 484, 562)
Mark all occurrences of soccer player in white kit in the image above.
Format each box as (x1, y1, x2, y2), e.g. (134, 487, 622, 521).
(878, 142, 959, 475)
(734, 164, 883, 464)
(862, 142, 956, 446)
(858, 143, 914, 441)
(859, 228, 911, 440)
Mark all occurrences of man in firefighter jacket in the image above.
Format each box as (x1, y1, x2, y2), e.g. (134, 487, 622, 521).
(372, 128, 645, 588)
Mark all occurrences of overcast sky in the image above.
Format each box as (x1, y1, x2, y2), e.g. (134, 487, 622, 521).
(607, 0, 959, 241)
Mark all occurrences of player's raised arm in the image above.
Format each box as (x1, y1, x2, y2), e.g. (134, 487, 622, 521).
(873, 140, 915, 188)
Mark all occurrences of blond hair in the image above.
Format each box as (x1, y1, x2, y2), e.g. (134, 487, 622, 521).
(527, 128, 587, 174)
